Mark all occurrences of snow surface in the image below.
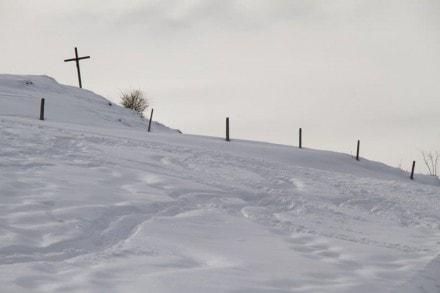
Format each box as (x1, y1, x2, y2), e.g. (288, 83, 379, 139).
(0, 75, 439, 292)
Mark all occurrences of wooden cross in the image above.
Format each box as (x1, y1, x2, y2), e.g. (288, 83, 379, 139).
(64, 47, 90, 88)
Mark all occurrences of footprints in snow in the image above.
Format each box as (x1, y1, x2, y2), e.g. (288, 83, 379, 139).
(288, 234, 346, 263)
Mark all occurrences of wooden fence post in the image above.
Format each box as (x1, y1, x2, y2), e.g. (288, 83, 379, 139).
(148, 108, 154, 132)
(410, 161, 416, 180)
(226, 117, 230, 142)
(356, 140, 360, 161)
(299, 128, 302, 148)
(40, 98, 45, 121)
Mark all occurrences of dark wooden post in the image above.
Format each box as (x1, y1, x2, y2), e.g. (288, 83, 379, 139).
(410, 161, 416, 180)
(148, 108, 154, 132)
(39, 98, 45, 121)
(299, 128, 302, 148)
(356, 140, 360, 161)
(226, 117, 230, 141)
(64, 47, 90, 88)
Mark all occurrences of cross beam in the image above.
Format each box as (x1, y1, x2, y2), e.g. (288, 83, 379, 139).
(64, 47, 90, 88)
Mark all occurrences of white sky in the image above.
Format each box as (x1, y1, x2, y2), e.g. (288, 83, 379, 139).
(1, 0, 439, 169)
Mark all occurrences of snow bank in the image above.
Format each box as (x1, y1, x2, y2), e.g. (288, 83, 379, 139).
(0, 75, 439, 292)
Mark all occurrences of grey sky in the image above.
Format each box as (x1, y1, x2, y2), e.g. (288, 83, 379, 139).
(1, 0, 439, 169)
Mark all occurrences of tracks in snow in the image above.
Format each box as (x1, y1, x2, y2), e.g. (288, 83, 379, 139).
(1, 116, 440, 292)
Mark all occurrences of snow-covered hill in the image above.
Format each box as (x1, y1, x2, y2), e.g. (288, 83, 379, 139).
(0, 74, 175, 132)
(0, 75, 439, 292)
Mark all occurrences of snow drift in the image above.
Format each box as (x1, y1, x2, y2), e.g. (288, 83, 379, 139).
(0, 75, 439, 292)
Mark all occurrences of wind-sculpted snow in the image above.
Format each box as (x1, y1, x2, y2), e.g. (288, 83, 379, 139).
(0, 75, 439, 292)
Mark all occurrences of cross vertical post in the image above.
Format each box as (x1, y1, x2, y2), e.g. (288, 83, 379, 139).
(74, 47, 82, 88)
(64, 47, 90, 88)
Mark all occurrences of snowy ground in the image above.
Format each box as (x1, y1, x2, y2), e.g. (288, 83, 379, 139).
(1, 75, 439, 292)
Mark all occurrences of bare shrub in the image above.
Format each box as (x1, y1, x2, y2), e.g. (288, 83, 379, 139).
(421, 150, 439, 177)
(120, 89, 149, 117)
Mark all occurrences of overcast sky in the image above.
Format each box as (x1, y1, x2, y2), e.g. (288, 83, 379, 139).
(1, 0, 439, 170)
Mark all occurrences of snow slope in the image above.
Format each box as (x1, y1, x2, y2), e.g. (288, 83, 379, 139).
(0, 75, 439, 292)
(0, 74, 174, 131)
